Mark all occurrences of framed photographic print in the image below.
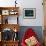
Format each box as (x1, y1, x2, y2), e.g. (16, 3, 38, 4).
(23, 8, 36, 19)
(2, 10, 9, 15)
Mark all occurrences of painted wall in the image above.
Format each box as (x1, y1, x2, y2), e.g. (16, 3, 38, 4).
(19, 0, 44, 26)
(0, 0, 44, 26)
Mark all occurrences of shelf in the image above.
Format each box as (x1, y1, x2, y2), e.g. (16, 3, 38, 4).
(0, 7, 19, 10)
(2, 41, 19, 46)
(0, 24, 19, 32)
(0, 7, 19, 24)
(1, 15, 18, 24)
(0, 7, 19, 16)
(2, 40, 19, 43)
(0, 7, 19, 46)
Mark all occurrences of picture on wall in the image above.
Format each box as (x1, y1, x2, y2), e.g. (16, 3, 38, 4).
(23, 8, 36, 19)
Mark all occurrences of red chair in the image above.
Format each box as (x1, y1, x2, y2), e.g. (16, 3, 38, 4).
(21, 28, 41, 46)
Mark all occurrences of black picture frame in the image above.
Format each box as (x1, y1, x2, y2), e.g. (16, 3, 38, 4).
(23, 8, 36, 19)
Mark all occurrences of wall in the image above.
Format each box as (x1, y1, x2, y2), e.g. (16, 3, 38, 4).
(0, 0, 44, 26)
(0, 0, 15, 7)
(19, 0, 44, 26)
